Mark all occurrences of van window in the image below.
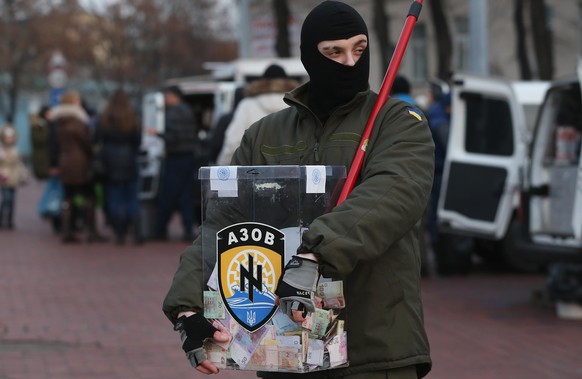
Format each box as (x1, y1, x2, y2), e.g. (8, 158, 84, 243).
(538, 84, 582, 166)
(463, 93, 513, 156)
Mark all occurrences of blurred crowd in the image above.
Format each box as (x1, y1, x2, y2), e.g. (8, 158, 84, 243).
(1, 69, 452, 260)
(26, 88, 144, 245)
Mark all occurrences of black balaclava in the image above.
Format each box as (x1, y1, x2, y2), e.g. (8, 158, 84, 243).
(301, 1, 370, 121)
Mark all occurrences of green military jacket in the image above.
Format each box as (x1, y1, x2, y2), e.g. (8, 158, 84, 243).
(163, 82, 434, 378)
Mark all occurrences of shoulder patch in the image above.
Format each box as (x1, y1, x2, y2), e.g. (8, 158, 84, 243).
(406, 107, 423, 121)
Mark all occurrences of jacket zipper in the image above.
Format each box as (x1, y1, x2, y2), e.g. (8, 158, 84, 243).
(313, 142, 320, 162)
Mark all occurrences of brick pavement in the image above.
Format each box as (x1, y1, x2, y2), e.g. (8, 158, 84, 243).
(1, 181, 581, 379)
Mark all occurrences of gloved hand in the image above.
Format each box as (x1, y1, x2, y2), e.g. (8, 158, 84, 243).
(275, 255, 319, 321)
(173, 313, 217, 367)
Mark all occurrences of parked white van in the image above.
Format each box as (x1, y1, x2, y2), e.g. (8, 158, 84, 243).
(517, 68, 582, 268)
(435, 73, 555, 274)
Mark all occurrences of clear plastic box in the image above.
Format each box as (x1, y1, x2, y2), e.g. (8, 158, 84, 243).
(198, 165, 348, 372)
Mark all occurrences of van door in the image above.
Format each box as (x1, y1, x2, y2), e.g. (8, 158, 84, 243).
(438, 74, 527, 239)
(527, 75, 582, 244)
(571, 62, 582, 242)
(139, 92, 165, 200)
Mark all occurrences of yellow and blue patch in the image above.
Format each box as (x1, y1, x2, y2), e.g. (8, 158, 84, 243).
(406, 107, 423, 121)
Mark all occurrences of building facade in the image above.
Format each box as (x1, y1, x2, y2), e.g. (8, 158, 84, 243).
(242, 0, 582, 92)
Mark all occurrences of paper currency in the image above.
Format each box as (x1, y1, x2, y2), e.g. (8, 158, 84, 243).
(230, 325, 269, 368)
(271, 311, 301, 335)
(204, 290, 225, 319)
(247, 345, 279, 371)
(301, 329, 309, 362)
(317, 281, 345, 309)
(301, 312, 313, 331)
(278, 347, 302, 371)
(200, 268, 348, 372)
(309, 308, 330, 339)
(306, 339, 325, 366)
(276, 335, 301, 348)
(326, 331, 348, 368)
(204, 342, 228, 368)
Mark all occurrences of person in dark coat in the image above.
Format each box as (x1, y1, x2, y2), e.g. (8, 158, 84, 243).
(424, 91, 451, 251)
(95, 89, 142, 245)
(50, 90, 106, 243)
(29, 105, 52, 180)
(31, 105, 63, 234)
(147, 85, 200, 241)
(205, 86, 245, 165)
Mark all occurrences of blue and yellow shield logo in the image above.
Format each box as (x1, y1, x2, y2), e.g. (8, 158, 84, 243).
(217, 222, 284, 332)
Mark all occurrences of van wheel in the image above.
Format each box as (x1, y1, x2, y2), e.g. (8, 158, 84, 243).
(434, 232, 473, 276)
(501, 220, 544, 273)
(474, 238, 509, 272)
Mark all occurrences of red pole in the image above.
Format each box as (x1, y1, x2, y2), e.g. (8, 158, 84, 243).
(336, 0, 424, 205)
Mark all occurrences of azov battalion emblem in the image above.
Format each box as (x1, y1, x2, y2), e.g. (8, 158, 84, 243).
(217, 222, 284, 332)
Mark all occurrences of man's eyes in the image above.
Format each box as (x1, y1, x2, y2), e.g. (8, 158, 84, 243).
(322, 49, 341, 57)
(355, 45, 367, 54)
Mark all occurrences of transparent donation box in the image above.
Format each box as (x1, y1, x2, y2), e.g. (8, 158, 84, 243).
(199, 165, 348, 373)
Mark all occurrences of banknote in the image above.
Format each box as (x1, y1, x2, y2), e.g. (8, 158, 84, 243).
(309, 308, 330, 339)
(204, 342, 228, 368)
(204, 290, 225, 319)
(271, 311, 301, 335)
(326, 331, 348, 368)
(301, 312, 314, 331)
(247, 345, 279, 371)
(301, 329, 309, 362)
(278, 346, 302, 371)
(306, 338, 325, 366)
(317, 281, 345, 309)
(230, 325, 269, 368)
(276, 335, 301, 348)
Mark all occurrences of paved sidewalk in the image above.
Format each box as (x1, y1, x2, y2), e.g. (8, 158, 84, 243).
(1, 181, 581, 379)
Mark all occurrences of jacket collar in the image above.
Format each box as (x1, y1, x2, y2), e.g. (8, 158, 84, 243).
(50, 104, 89, 124)
(284, 82, 371, 122)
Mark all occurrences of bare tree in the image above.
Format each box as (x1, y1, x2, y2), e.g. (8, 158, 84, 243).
(372, 0, 393, 73)
(0, 0, 49, 118)
(0, 0, 238, 111)
(513, 0, 532, 80)
(530, 0, 553, 79)
(428, 0, 453, 81)
(273, 0, 290, 57)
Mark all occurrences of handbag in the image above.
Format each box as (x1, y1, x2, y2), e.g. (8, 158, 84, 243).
(37, 176, 63, 218)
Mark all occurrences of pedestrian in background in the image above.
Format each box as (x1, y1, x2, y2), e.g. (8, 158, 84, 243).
(0, 123, 29, 229)
(205, 86, 245, 165)
(95, 89, 143, 245)
(31, 105, 63, 234)
(163, 2, 434, 377)
(424, 84, 451, 254)
(29, 105, 52, 180)
(215, 64, 298, 165)
(391, 75, 417, 106)
(50, 90, 106, 243)
(147, 85, 199, 242)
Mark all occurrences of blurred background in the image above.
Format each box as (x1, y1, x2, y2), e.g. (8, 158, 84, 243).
(1, 0, 581, 156)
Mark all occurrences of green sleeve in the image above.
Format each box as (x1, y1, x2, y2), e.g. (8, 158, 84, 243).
(300, 102, 435, 278)
(162, 243, 205, 324)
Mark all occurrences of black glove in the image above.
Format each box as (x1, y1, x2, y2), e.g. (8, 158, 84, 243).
(173, 313, 217, 367)
(275, 255, 319, 318)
